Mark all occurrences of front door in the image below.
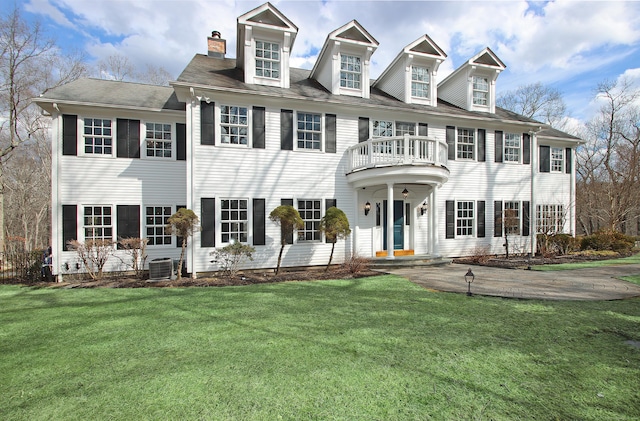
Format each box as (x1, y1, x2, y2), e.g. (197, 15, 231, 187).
(383, 200, 404, 250)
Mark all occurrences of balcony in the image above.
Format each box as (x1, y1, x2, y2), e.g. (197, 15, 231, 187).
(345, 135, 450, 187)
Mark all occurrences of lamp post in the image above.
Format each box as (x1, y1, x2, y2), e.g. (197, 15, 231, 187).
(464, 268, 474, 296)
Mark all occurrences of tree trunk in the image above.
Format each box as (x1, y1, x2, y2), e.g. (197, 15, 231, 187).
(276, 240, 285, 275)
(325, 242, 335, 272)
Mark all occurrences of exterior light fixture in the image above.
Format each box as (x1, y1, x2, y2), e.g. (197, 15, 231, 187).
(402, 187, 409, 199)
(420, 201, 428, 215)
(464, 268, 475, 296)
(364, 201, 371, 216)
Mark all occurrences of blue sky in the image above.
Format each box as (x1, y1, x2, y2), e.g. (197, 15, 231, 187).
(13, 0, 640, 123)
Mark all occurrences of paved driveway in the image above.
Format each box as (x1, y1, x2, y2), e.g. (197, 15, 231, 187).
(385, 263, 640, 300)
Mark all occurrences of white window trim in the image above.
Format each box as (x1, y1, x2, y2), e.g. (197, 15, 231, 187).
(143, 121, 174, 160)
(456, 128, 476, 160)
(145, 205, 173, 247)
(294, 111, 323, 152)
(551, 147, 564, 173)
(220, 198, 249, 245)
(472, 75, 490, 107)
(80, 116, 115, 158)
(503, 201, 521, 236)
(297, 198, 323, 243)
(411, 65, 430, 99)
(82, 204, 114, 242)
(536, 204, 565, 234)
(217, 104, 251, 148)
(504, 132, 521, 164)
(255, 39, 281, 81)
(339, 53, 362, 91)
(456, 200, 475, 237)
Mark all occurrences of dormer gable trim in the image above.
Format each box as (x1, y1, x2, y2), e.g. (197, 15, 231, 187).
(373, 34, 446, 107)
(310, 20, 379, 80)
(237, 2, 298, 33)
(469, 47, 506, 69)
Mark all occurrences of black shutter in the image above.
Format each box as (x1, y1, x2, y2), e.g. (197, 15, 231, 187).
(62, 205, 77, 251)
(405, 203, 410, 226)
(62, 114, 77, 156)
(376, 202, 381, 226)
(494, 201, 503, 237)
(176, 205, 186, 248)
(281, 110, 293, 150)
(358, 117, 369, 142)
(565, 147, 572, 174)
(117, 205, 140, 247)
(253, 199, 266, 246)
(117, 119, 140, 158)
(281, 198, 294, 244)
(201, 198, 215, 247)
(495, 130, 503, 163)
(446, 126, 456, 161)
(201, 101, 215, 145)
(418, 123, 428, 137)
(477, 129, 486, 162)
(539, 145, 550, 173)
(325, 114, 337, 153)
(523, 133, 531, 165)
(176, 123, 186, 161)
(445, 200, 455, 239)
(477, 201, 485, 238)
(522, 201, 530, 237)
(253, 106, 265, 149)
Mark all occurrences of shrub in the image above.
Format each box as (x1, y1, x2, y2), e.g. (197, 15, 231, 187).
(210, 242, 255, 278)
(469, 245, 492, 264)
(67, 239, 115, 280)
(342, 254, 371, 274)
(579, 230, 635, 253)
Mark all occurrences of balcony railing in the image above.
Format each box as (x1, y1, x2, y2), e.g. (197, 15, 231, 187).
(346, 135, 448, 173)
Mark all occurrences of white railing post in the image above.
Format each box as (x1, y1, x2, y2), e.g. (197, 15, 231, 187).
(403, 134, 410, 164)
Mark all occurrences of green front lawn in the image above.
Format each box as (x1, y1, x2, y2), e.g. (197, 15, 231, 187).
(1, 276, 639, 420)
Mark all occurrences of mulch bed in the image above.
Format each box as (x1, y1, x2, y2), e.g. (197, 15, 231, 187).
(453, 252, 633, 269)
(1, 267, 382, 289)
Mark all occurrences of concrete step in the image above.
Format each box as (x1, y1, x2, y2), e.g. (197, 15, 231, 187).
(370, 255, 452, 269)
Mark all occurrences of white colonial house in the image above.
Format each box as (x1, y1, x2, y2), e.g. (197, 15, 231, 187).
(35, 2, 580, 279)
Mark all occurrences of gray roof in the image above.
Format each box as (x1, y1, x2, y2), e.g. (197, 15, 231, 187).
(36, 78, 185, 111)
(176, 54, 575, 135)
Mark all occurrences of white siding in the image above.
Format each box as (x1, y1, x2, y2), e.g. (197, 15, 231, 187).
(375, 60, 405, 102)
(438, 71, 468, 110)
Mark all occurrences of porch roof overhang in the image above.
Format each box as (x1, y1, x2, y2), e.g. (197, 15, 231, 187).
(346, 164, 450, 189)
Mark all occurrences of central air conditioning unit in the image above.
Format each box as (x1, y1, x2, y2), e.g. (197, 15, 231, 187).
(149, 258, 173, 280)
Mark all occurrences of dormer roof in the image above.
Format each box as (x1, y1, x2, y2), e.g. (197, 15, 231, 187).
(309, 20, 379, 98)
(372, 34, 446, 106)
(236, 2, 298, 68)
(438, 47, 506, 113)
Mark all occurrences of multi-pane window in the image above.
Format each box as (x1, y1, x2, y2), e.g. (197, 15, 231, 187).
(83, 118, 112, 155)
(297, 112, 321, 150)
(298, 199, 321, 241)
(536, 204, 564, 234)
(504, 201, 521, 235)
(83, 205, 113, 241)
(456, 201, 474, 236)
(457, 128, 475, 160)
(411, 66, 430, 98)
(504, 133, 521, 163)
(340, 54, 361, 89)
(255, 40, 280, 79)
(373, 120, 393, 137)
(220, 105, 248, 145)
(395, 122, 416, 136)
(221, 199, 248, 243)
(551, 147, 564, 172)
(146, 206, 172, 245)
(473, 76, 489, 106)
(146, 123, 172, 158)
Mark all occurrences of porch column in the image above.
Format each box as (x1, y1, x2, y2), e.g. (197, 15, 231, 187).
(353, 188, 359, 259)
(386, 182, 395, 259)
(432, 185, 440, 256)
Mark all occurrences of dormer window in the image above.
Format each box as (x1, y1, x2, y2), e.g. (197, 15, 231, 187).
(411, 66, 430, 98)
(340, 54, 361, 89)
(255, 40, 280, 79)
(472, 76, 489, 106)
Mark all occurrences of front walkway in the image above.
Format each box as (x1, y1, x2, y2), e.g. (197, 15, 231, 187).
(384, 263, 640, 300)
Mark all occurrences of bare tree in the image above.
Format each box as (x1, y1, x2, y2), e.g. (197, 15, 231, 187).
(576, 77, 640, 234)
(497, 82, 569, 130)
(138, 64, 173, 86)
(97, 54, 135, 81)
(0, 6, 87, 251)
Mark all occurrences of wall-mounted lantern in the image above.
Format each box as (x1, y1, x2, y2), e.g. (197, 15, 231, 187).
(420, 201, 428, 215)
(364, 201, 371, 216)
(402, 187, 409, 199)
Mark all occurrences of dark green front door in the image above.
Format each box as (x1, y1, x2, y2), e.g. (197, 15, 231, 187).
(383, 200, 404, 250)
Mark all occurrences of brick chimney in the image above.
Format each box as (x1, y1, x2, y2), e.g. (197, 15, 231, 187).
(207, 31, 226, 58)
